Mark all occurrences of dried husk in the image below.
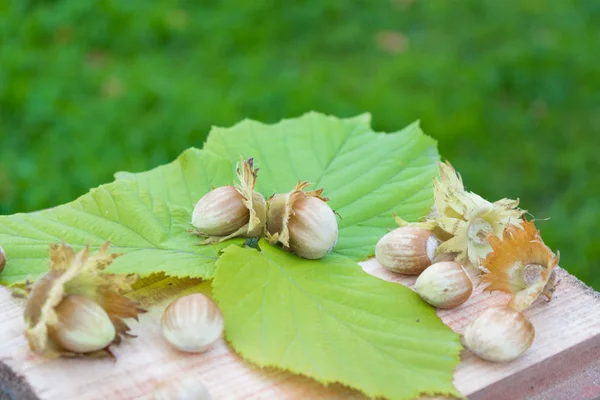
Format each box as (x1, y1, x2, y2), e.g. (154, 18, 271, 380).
(432, 161, 525, 269)
(481, 219, 559, 311)
(23, 242, 145, 358)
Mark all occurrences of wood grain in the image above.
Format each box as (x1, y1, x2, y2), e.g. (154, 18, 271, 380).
(1, 260, 599, 400)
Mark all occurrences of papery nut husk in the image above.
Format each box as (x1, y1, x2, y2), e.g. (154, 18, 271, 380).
(375, 227, 440, 275)
(464, 306, 534, 362)
(481, 219, 559, 311)
(432, 161, 525, 268)
(48, 294, 116, 353)
(234, 158, 267, 238)
(161, 293, 224, 353)
(414, 261, 473, 308)
(267, 182, 338, 259)
(245, 192, 267, 238)
(154, 375, 212, 400)
(23, 242, 145, 358)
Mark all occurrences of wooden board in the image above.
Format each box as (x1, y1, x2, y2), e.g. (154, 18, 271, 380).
(1, 261, 599, 400)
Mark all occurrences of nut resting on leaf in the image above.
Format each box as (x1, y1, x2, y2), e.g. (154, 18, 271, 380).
(463, 305, 534, 362)
(23, 242, 145, 358)
(267, 181, 338, 259)
(191, 157, 267, 243)
(375, 216, 440, 275)
(432, 161, 525, 269)
(161, 293, 224, 353)
(481, 218, 559, 311)
(414, 261, 473, 308)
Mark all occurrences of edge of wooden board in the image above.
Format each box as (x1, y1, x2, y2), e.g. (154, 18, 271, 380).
(0, 260, 599, 400)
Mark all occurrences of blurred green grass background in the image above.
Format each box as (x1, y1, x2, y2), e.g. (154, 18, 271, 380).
(1, 1, 598, 288)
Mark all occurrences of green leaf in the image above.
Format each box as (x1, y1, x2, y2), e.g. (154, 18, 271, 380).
(203, 112, 439, 260)
(0, 155, 238, 286)
(212, 241, 462, 400)
(115, 148, 234, 209)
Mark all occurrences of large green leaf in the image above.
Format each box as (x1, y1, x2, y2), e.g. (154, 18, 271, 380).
(212, 241, 462, 400)
(0, 150, 237, 286)
(203, 112, 439, 260)
(115, 148, 234, 208)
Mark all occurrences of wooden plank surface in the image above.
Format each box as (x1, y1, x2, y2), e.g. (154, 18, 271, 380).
(1, 260, 599, 400)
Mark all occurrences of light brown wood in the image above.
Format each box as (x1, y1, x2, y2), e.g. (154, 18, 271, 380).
(1, 261, 599, 400)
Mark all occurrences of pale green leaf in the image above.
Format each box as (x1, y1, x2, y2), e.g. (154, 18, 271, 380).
(212, 241, 462, 400)
(115, 148, 234, 208)
(203, 112, 439, 260)
(0, 155, 237, 286)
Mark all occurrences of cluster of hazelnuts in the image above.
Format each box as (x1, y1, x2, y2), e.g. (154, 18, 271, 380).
(376, 222, 535, 364)
(190, 158, 339, 260)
